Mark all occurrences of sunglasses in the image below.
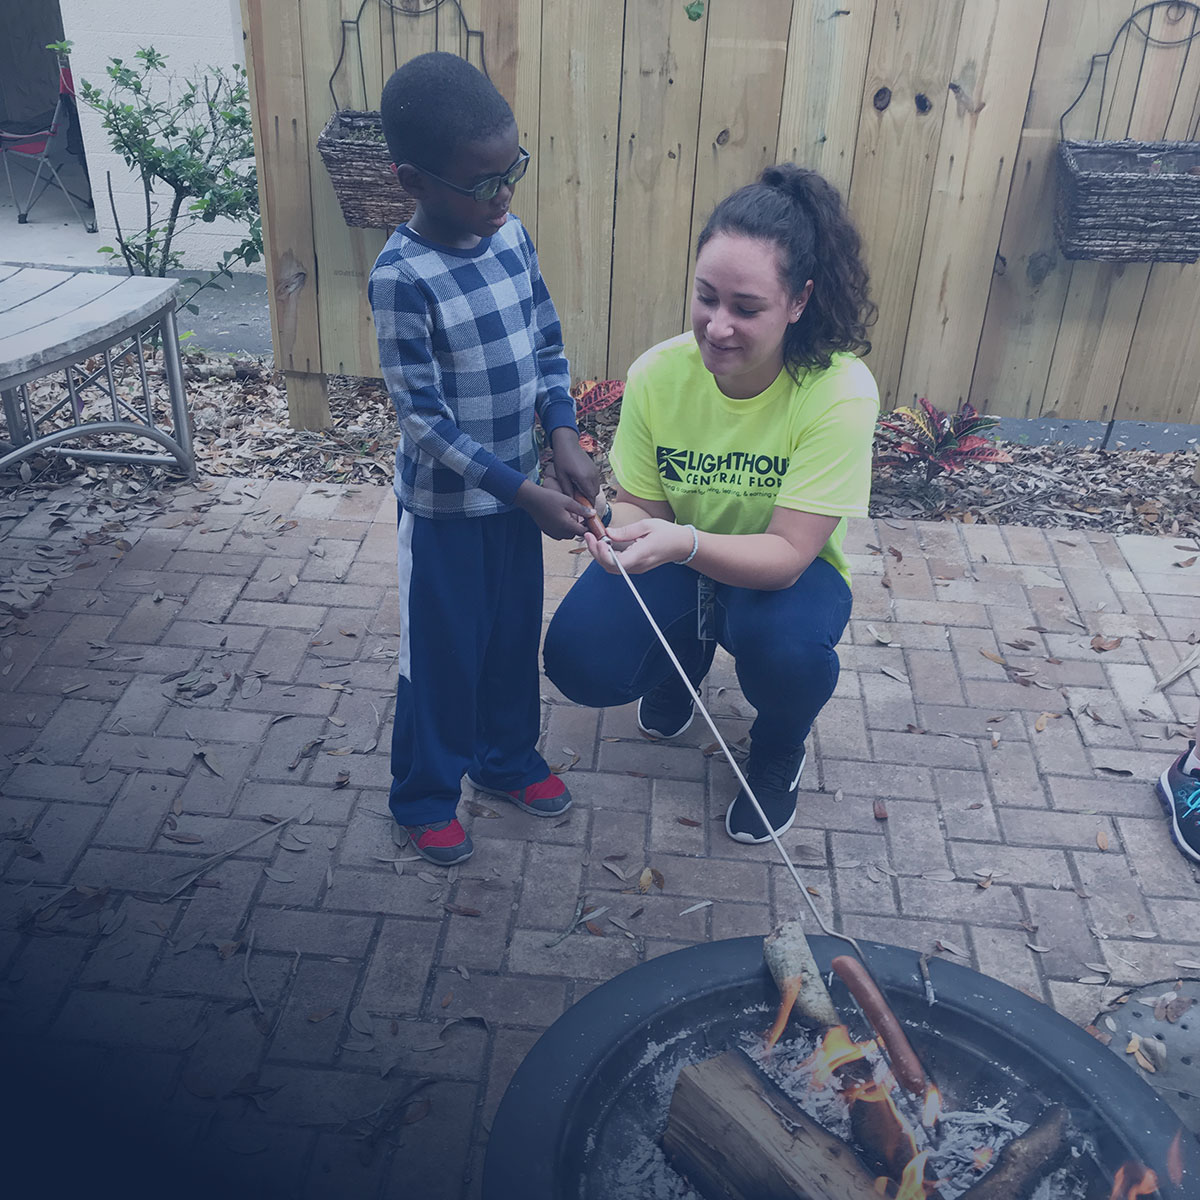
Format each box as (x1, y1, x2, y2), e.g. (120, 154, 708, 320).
(391, 147, 531, 203)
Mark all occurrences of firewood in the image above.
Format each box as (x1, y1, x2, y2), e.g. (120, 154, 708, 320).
(662, 1049, 882, 1199)
(959, 1105, 1069, 1199)
(847, 1075, 913, 1180)
(763, 921, 840, 1032)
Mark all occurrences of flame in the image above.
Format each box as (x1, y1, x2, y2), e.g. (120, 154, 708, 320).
(1109, 1162, 1160, 1199)
(1168, 1126, 1184, 1186)
(972, 1146, 995, 1171)
(765, 975, 801, 1050)
(802, 1024, 875, 1087)
(922, 1085, 942, 1127)
(895, 1150, 932, 1200)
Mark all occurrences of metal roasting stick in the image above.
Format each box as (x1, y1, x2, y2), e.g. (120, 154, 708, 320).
(588, 516, 936, 1127)
(597, 538, 869, 958)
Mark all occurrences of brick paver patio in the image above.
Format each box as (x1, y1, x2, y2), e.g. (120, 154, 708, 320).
(1, 476, 1197, 1196)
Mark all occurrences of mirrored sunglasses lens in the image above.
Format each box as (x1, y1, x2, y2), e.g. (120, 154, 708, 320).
(474, 177, 501, 202)
(506, 156, 529, 186)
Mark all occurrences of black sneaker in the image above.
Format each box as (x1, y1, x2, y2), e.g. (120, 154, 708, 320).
(1157, 741, 1200, 863)
(725, 743, 806, 844)
(636, 676, 694, 740)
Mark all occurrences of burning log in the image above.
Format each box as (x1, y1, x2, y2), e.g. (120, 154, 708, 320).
(662, 1048, 883, 1199)
(958, 1105, 1070, 1199)
(763, 921, 840, 1042)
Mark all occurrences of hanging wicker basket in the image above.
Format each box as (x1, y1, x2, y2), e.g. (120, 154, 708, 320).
(316, 110, 415, 230)
(1054, 139, 1200, 263)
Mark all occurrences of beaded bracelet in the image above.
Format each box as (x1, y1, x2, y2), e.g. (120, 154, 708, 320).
(677, 524, 699, 565)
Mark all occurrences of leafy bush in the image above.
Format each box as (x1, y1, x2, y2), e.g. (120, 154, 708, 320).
(62, 43, 262, 315)
(875, 398, 1012, 483)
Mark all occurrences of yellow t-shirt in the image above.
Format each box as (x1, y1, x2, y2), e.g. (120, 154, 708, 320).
(609, 333, 879, 586)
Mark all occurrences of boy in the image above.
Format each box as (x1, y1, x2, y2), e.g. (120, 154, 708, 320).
(370, 52, 600, 866)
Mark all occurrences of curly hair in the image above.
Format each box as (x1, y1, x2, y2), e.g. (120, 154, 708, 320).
(696, 163, 877, 377)
(380, 52, 514, 174)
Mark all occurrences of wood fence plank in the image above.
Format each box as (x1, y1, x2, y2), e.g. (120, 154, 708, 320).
(1098, 14, 1153, 139)
(606, 0, 708, 377)
(301, 0, 387, 379)
(382, 0, 438, 75)
(969, 0, 1139, 418)
(241, 0, 324, 424)
(536, 0, 624, 379)
(477, 0, 541, 242)
(685, 0, 793, 301)
(1116, 3, 1200, 424)
(897, 0, 1048, 412)
(847, 0, 965, 410)
(776, 0, 874, 197)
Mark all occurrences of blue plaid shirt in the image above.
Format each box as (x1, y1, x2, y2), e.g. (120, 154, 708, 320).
(369, 216, 577, 518)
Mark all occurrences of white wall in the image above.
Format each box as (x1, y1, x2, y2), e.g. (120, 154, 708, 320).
(59, 0, 260, 272)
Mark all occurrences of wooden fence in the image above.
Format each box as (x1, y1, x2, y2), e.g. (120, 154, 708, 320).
(241, 0, 1200, 430)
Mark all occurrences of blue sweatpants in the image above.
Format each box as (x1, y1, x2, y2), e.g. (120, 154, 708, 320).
(543, 556, 852, 751)
(390, 504, 549, 826)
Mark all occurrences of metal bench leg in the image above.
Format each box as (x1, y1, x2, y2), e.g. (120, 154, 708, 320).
(160, 306, 195, 478)
(2, 386, 31, 448)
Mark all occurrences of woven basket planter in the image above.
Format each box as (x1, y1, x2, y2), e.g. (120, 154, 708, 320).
(1055, 139, 1200, 263)
(316, 110, 415, 230)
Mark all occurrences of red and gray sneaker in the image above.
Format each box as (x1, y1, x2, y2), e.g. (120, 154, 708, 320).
(402, 819, 473, 866)
(468, 772, 573, 818)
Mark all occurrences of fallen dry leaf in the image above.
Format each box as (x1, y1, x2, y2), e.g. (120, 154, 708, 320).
(873, 799, 889, 821)
(676, 816, 701, 827)
(443, 904, 482, 917)
(1090, 634, 1122, 653)
(935, 939, 969, 959)
(979, 649, 1007, 666)
(584, 921, 606, 937)
(1097, 830, 1110, 851)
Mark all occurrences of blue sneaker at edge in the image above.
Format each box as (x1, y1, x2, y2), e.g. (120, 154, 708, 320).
(1157, 741, 1200, 863)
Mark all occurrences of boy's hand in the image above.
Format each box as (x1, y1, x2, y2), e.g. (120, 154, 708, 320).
(548, 427, 602, 509)
(514, 480, 595, 540)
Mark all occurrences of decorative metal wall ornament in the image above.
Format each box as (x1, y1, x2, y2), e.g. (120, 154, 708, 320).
(1055, 1, 1200, 263)
(316, 0, 488, 230)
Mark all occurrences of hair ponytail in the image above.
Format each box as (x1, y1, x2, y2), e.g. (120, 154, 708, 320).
(696, 163, 876, 376)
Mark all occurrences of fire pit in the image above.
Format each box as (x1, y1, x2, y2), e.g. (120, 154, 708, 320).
(483, 936, 1189, 1198)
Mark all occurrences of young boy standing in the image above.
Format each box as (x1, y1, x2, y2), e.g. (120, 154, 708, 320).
(370, 53, 599, 866)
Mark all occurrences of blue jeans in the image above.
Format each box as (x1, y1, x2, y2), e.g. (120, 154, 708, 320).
(543, 555, 852, 750)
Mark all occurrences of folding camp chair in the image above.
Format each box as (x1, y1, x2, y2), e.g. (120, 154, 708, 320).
(0, 61, 96, 233)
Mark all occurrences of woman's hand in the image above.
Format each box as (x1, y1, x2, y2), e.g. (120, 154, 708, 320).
(584, 518, 696, 574)
(548, 427, 602, 508)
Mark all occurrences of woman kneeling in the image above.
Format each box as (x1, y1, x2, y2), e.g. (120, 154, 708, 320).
(544, 164, 879, 845)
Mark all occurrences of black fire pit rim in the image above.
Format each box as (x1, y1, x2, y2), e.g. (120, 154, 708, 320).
(484, 935, 1185, 1199)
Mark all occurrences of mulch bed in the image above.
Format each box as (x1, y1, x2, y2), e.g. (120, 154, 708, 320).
(4, 355, 1199, 542)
